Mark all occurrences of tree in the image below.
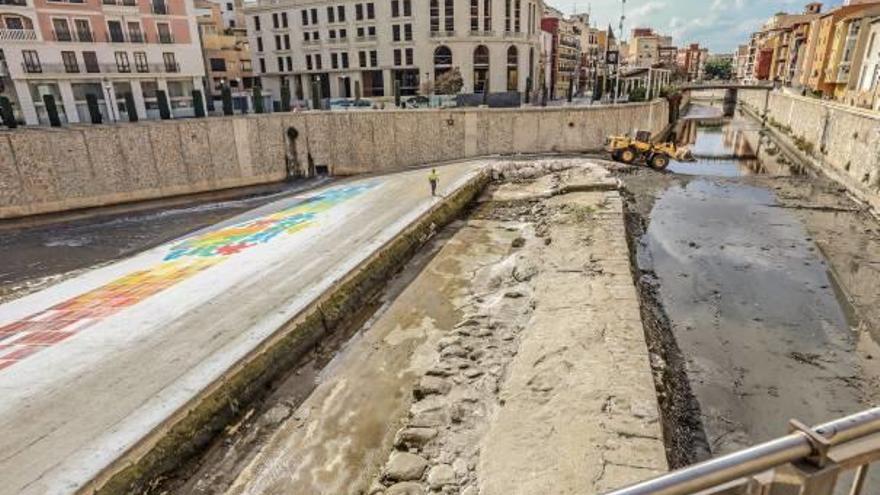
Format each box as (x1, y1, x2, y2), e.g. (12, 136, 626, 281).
(628, 86, 647, 102)
(705, 59, 734, 81)
(434, 68, 463, 95)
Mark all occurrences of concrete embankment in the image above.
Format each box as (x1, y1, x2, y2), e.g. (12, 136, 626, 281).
(738, 89, 880, 212)
(0, 101, 669, 220)
(86, 169, 490, 495)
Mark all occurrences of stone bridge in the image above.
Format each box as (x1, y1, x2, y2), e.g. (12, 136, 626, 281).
(681, 83, 773, 117)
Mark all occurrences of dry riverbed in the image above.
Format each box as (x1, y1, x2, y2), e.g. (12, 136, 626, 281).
(156, 159, 666, 495)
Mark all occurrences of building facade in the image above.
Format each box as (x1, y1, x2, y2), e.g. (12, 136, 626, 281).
(677, 42, 708, 81)
(541, 12, 579, 99)
(0, 0, 205, 125)
(196, 0, 254, 110)
(243, 0, 544, 103)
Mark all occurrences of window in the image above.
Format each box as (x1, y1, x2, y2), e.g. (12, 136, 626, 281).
(444, 0, 454, 31)
(393, 24, 400, 42)
(274, 34, 281, 50)
(83, 51, 99, 72)
(327, 6, 335, 23)
(359, 51, 367, 67)
(301, 10, 308, 25)
(272, 13, 279, 29)
(277, 56, 284, 71)
(331, 52, 338, 69)
(391, 0, 399, 17)
(483, 0, 491, 31)
(505, 0, 511, 31)
(163, 52, 178, 72)
(329, 29, 336, 39)
(393, 48, 401, 66)
(338, 5, 346, 21)
(405, 48, 413, 65)
(284, 34, 290, 49)
(370, 50, 377, 67)
(341, 52, 348, 68)
(62, 51, 78, 73)
(430, 0, 439, 31)
(108, 20, 126, 42)
(115, 51, 131, 72)
(473, 45, 489, 91)
(226, 2, 232, 10)
(254, 15, 261, 31)
(356, 4, 363, 20)
(403, 0, 411, 16)
(128, 21, 143, 42)
(286, 56, 292, 71)
(368, 26, 375, 36)
(210, 58, 226, 71)
(310, 8, 317, 24)
(367, 2, 374, 19)
(157, 22, 173, 43)
(22, 50, 40, 73)
(306, 54, 313, 70)
(339, 28, 347, 39)
(402, 23, 411, 40)
(470, 0, 478, 31)
(303, 31, 310, 41)
(507, 45, 518, 91)
(256, 37, 263, 51)
(514, 0, 520, 32)
(259, 57, 266, 72)
(74, 19, 92, 42)
(315, 54, 322, 70)
(281, 12, 288, 28)
(52, 18, 72, 42)
(134, 51, 148, 72)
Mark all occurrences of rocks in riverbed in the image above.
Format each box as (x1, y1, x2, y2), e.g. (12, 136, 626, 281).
(385, 452, 429, 482)
(395, 427, 438, 449)
(427, 464, 456, 489)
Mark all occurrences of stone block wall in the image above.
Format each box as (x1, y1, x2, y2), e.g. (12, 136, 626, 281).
(739, 89, 880, 210)
(0, 100, 668, 219)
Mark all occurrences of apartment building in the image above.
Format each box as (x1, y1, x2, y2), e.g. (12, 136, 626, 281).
(242, 0, 544, 103)
(853, 17, 880, 108)
(823, 4, 880, 101)
(677, 43, 708, 81)
(196, 0, 254, 109)
(0, 0, 205, 126)
(627, 27, 672, 68)
(541, 12, 579, 99)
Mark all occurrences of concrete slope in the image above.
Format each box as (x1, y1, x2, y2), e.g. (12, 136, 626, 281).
(0, 162, 482, 495)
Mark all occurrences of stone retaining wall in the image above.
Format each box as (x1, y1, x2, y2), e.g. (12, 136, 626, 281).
(0, 100, 668, 220)
(739, 89, 880, 211)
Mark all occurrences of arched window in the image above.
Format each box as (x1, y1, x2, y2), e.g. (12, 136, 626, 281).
(507, 46, 518, 91)
(473, 45, 490, 92)
(434, 45, 453, 80)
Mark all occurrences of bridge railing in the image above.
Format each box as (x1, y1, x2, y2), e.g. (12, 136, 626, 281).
(604, 407, 880, 495)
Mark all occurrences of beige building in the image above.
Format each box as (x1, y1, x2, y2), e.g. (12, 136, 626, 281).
(627, 27, 672, 68)
(243, 0, 544, 103)
(196, 0, 255, 110)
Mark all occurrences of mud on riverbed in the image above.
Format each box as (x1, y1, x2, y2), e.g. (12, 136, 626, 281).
(614, 163, 880, 470)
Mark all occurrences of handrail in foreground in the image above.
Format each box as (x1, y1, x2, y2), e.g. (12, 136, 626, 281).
(605, 407, 880, 495)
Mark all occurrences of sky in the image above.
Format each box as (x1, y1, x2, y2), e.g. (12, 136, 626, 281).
(546, 0, 846, 53)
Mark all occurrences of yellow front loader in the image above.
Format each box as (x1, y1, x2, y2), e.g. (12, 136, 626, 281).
(605, 130, 693, 170)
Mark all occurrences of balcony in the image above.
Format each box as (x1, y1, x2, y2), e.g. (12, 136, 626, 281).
(0, 28, 37, 41)
(468, 30, 494, 37)
(430, 30, 455, 38)
(20, 62, 183, 76)
(158, 32, 175, 44)
(128, 31, 145, 43)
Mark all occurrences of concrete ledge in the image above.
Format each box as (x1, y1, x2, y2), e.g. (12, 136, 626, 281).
(85, 171, 491, 495)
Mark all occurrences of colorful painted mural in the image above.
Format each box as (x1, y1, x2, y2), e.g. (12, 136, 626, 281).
(0, 183, 378, 372)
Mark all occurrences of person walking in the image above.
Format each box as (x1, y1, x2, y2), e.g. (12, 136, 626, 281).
(428, 169, 439, 197)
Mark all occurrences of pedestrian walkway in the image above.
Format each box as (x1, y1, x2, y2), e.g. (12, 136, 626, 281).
(0, 162, 482, 495)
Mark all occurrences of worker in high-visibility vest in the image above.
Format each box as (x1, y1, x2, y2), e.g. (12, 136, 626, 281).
(428, 169, 439, 197)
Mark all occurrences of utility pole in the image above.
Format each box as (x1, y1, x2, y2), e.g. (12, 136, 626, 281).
(615, 0, 626, 104)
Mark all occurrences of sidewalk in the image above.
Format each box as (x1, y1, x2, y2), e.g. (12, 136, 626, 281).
(0, 162, 483, 495)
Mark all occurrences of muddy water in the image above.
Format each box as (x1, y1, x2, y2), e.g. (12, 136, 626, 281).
(638, 104, 877, 461)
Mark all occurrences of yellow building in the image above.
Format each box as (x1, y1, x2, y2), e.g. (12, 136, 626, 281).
(824, 5, 880, 101)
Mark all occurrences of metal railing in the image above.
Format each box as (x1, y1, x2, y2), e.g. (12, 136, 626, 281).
(606, 407, 880, 495)
(0, 28, 37, 41)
